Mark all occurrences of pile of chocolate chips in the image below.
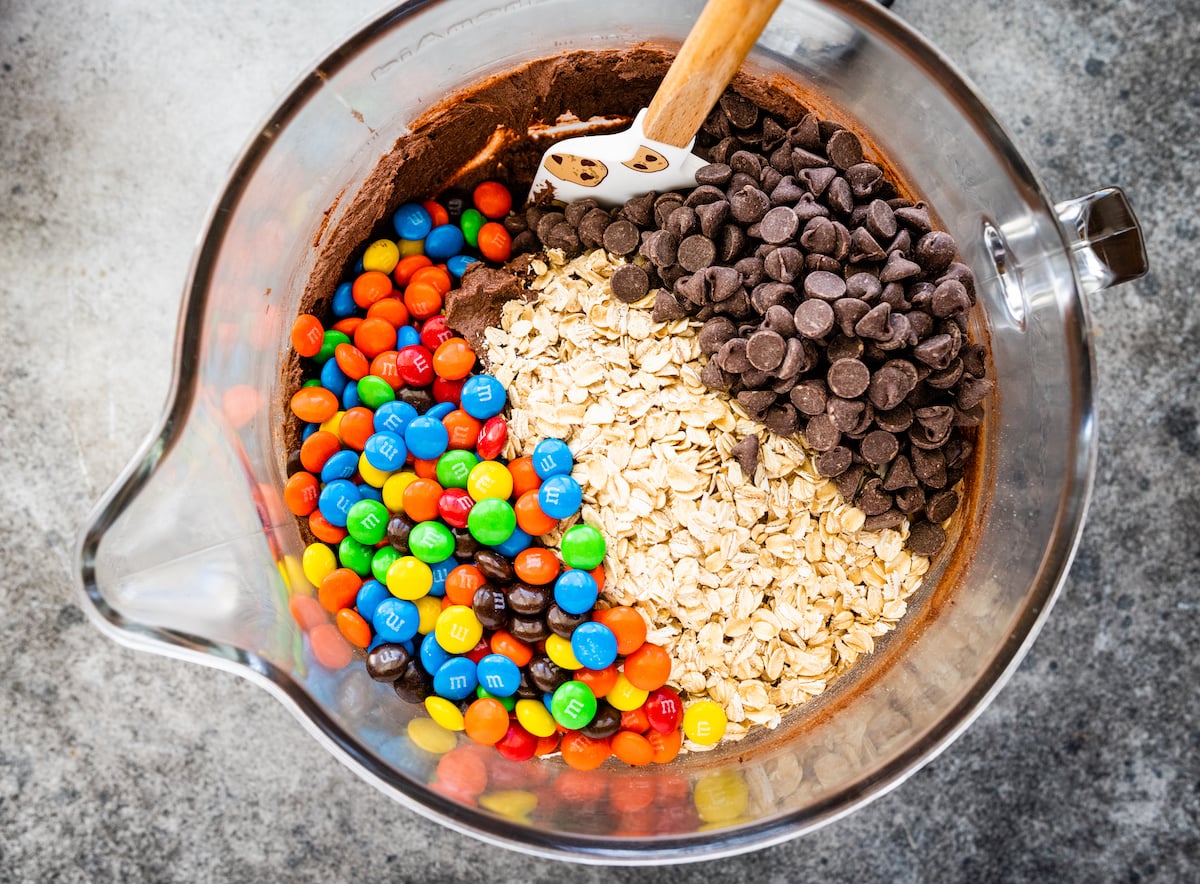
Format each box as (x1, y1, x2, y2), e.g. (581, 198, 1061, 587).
(506, 93, 991, 555)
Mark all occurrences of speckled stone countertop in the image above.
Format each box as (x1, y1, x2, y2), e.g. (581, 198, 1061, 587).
(1, 0, 1196, 880)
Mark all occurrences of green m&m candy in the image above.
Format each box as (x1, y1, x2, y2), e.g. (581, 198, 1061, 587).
(346, 498, 389, 545)
(357, 375, 396, 410)
(408, 521, 456, 564)
(436, 449, 478, 490)
(371, 546, 401, 584)
(338, 535, 375, 577)
(559, 523, 606, 570)
(315, 329, 350, 364)
(467, 498, 516, 546)
(551, 680, 597, 730)
(460, 208, 485, 248)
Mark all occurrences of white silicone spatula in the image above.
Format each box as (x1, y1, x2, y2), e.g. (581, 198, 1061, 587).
(528, 0, 784, 206)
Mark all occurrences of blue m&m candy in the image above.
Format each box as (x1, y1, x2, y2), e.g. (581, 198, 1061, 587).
(397, 325, 421, 349)
(425, 401, 456, 423)
(553, 569, 598, 615)
(331, 281, 356, 318)
(433, 657, 478, 701)
(355, 579, 391, 622)
(428, 556, 457, 598)
(340, 382, 361, 410)
(363, 431, 407, 472)
(405, 415, 449, 460)
(317, 478, 361, 527)
(320, 358, 350, 398)
(374, 400, 418, 435)
(424, 224, 466, 261)
(538, 474, 583, 520)
(301, 422, 319, 442)
(532, 438, 573, 479)
(489, 526, 532, 557)
(320, 448, 359, 483)
(460, 375, 506, 419)
(475, 654, 520, 697)
(420, 632, 451, 675)
(571, 622, 618, 670)
(372, 597, 420, 643)
(447, 255, 479, 278)
(393, 203, 432, 240)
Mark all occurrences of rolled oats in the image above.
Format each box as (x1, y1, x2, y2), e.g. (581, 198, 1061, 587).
(485, 249, 930, 746)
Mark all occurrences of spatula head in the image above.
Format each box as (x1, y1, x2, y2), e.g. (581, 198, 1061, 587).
(528, 109, 708, 207)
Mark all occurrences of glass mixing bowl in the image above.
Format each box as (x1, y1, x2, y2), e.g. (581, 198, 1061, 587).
(76, 0, 1146, 863)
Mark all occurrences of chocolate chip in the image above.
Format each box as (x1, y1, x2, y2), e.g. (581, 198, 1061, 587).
(803, 270, 847, 301)
(826, 129, 863, 169)
(737, 390, 776, 415)
(915, 404, 955, 442)
(610, 262, 650, 303)
(716, 337, 752, 372)
(777, 336, 809, 379)
(845, 272, 882, 302)
(961, 343, 988, 378)
(741, 367, 772, 388)
(546, 222, 581, 253)
(827, 397, 867, 433)
(748, 281, 792, 314)
(832, 298, 870, 337)
(653, 193, 685, 226)
(931, 279, 971, 317)
(894, 204, 932, 233)
(938, 262, 977, 302)
(889, 228, 912, 257)
(845, 162, 883, 198)
(770, 176, 806, 206)
(826, 357, 870, 398)
(764, 246, 803, 282)
(875, 403, 914, 434)
(799, 216, 836, 254)
(849, 227, 886, 263)
(926, 358, 964, 389)
(799, 166, 837, 197)
(906, 308, 934, 339)
(678, 234, 717, 272)
(535, 210, 566, 242)
(861, 429, 900, 465)
(925, 489, 960, 523)
(897, 486, 926, 514)
(826, 332, 864, 361)
(578, 208, 612, 248)
(912, 333, 955, 370)
(790, 147, 828, 172)
(790, 379, 827, 415)
(729, 149, 763, 178)
(804, 413, 841, 451)
(696, 163, 733, 186)
(794, 299, 835, 338)
(511, 229, 540, 256)
(863, 510, 905, 531)
(729, 186, 770, 224)
(764, 403, 799, 435)
(665, 206, 699, 240)
(761, 116, 788, 150)
(683, 184, 727, 208)
(757, 205, 799, 244)
(695, 200, 730, 239)
(882, 454, 918, 491)
(718, 224, 748, 262)
(815, 445, 852, 477)
(855, 478, 893, 515)
(697, 319, 734, 357)
(915, 231, 957, 272)
(826, 176, 854, 215)
(652, 289, 689, 322)
(835, 463, 866, 499)
(879, 251, 922, 283)
(702, 265, 741, 302)
(911, 446, 947, 488)
(640, 229, 678, 267)
(855, 302, 892, 340)
(762, 304, 795, 337)
(957, 376, 993, 410)
(907, 520, 946, 555)
(868, 363, 913, 410)
(745, 328, 785, 371)
(675, 273, 708, 308)
(700, 358, 731, 391)
(720, 92, 760, 129)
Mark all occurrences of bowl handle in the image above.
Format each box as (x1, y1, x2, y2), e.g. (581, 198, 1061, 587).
(1055, 186, 1148, 294)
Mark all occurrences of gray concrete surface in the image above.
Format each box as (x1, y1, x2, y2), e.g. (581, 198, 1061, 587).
(1, 0, 1197, 880)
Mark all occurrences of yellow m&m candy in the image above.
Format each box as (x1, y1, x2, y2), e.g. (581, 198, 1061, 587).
(682, 700, 727, 746)
(435, 606, 483, 654)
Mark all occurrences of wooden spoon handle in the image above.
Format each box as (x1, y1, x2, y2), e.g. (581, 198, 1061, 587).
(642, 0, 784, 147)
